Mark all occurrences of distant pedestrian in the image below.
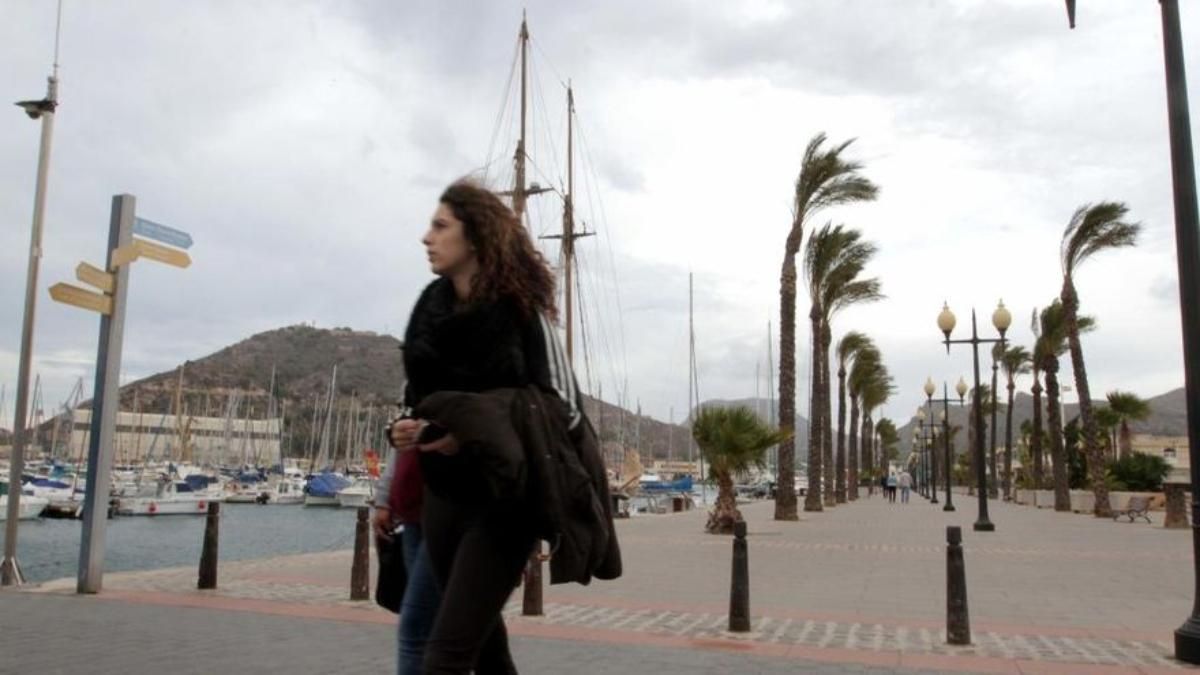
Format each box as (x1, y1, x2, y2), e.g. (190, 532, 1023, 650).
(886, 472, 898, 503)
(899, 471, 912, 504)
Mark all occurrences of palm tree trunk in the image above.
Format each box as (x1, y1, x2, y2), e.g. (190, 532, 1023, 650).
(836, 366, 847, 504)
(862, 416, 874, 479)
(1045, 359, 1070, 512)
(848, 398, 860, 500)
(804, 308, 824, 512)
(821, 322, 835, 507)
(989, 360, 999, 498)
(706, 468, 742, 534)
(1119, 420, 1132, 461)
(1004, 380, 1015, 500)
(1061, 279, 1110, 516)
(1031, 377, 1045, 489)
(775, 250, 799, 521)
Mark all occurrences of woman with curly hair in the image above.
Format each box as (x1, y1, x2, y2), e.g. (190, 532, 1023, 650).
(386, 179, 584, 674)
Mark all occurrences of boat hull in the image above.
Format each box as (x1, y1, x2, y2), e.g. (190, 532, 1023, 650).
(0, 495, 48, 521)
(303, 494, 340, 507)
(115, 497, 211, 516)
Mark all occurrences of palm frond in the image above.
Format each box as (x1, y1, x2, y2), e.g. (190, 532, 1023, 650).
(693, 406, 792, 478)
(836, 331, 873, 368)
(792, 133, 880, 229)
(1061, 201, 1141, 276)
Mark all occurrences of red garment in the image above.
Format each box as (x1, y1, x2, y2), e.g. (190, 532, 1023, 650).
(388, 449, 424, 524)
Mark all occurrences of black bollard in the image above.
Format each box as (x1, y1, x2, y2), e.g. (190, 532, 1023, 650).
(197, 501, 220, 590)
(946, 526, 970, 645)
(350, 506, 370, 601)
(729, 520, 751, 632)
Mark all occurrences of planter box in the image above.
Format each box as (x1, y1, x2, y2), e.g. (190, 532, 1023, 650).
(1014, 489, 1035, 505)
(1109, 491, 1162, 512)
(1070, 490, 1095, 514)
(1034, 490, 1054, 508)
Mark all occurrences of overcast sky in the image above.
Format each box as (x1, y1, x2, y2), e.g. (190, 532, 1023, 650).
(2, 0, 1197, 432)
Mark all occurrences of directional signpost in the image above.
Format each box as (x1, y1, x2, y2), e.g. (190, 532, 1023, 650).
(45, 194, 193, 593)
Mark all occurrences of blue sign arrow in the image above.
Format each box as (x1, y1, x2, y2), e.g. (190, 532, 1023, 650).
(133, 217, 193, 250)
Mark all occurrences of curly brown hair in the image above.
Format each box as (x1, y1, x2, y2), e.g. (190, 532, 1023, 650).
(439, 179, 559, 322)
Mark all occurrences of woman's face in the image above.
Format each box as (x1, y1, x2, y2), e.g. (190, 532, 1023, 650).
(422, 203, 476, 276)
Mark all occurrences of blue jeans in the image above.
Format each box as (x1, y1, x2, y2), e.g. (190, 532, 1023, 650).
(398, 523, 441, 675)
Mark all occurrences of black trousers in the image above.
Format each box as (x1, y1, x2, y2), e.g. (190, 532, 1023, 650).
(422, 490, 536, 674)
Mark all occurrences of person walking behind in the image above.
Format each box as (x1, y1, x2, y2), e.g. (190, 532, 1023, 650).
(898, 470, 912, 504)
(886, 472, 898, 503)
(375, 441, 442, 674)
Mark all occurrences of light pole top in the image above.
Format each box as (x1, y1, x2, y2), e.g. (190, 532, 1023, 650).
(956, 377, 969, 400)
(938, 302, 956, 338)
(924, 376, 936, 398)
(993, 299, 1012, 337)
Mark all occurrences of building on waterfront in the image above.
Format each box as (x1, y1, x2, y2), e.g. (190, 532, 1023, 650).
(1130, 433, 1191, 471)
(68, 409, 282, 467)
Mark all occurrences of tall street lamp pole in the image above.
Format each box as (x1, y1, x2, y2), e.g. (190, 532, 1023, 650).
(933, 378, 968, 512)
(1, 53, 60, 588)
(938, 302, 1011, 532)
(917, 404, 938, 503)
(924, 378, 942, 506)
(1066, 1, 1200, 663)
(989, 344, 1001, 499)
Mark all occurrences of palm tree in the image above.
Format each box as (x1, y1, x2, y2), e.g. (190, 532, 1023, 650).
(1106, 390, 1152, 460)
(1094, 405, 1121, 460)
(775, 133, 879, 522)
(804, 224, 881, 510)
(876, 418, 899, 466)
(966, 383, 990, 497)
(693, 406, 791, 534)
(860, 366, 894, 479)
(836, 332, 872, 503)
(1060, 202, 1141, 517)
(1037, 301, 1096, 511)
(1029, 309, 1046, 489)
(1000, 346, 1032, 500)
(846, 344, 881, 500)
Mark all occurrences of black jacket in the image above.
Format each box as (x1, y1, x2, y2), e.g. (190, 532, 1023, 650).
(403, 278, 621, 584)
(415, 387, 622, 585)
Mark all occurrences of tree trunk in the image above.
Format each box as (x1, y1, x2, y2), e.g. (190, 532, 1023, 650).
(848, 398, 860, 500)
(989, 359, 999, 498)
(862, 416, 874, 479)
(1031, 376, 1044, 489)
(706, 469, 742, 534)
(804, 307, 824, 512)
(1119, 420, 1132, 460)
(966, 401, 976, 497)
(1061, 278, 1111, 517)
(1044, 358, 1070, 512)
(1004, 379, 1015, 500)
(836, 365, 847, 504)
(821, 322, 835, 507)
(775, 249, 799, 521)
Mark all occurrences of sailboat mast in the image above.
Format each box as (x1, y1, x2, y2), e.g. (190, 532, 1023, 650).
(513, 15, 529, 222)
(563, 85, 576, 360)
(688, 273, 694, 466)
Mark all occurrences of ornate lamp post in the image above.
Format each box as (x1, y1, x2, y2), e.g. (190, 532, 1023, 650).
(938, 301, 1011, 531)
(923, 378, 940, 506)
(916, 404, 938, 503)
(932, 378, 968, 512)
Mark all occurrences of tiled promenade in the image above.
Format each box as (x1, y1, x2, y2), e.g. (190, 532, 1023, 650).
(4, 492, 1198, 674)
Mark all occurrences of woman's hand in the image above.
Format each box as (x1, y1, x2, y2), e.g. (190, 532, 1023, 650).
(417, 433, 460, 456)
(373, 506, 394, 541)
(388, 418, 424, 450)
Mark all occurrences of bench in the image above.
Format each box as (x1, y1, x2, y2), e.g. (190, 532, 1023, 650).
(1112, 495, 1152, 523)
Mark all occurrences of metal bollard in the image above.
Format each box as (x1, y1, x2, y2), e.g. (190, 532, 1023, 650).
(729, 520, 751, 632)
(522, 544, 544, 616)
(946, 526, 971, 645)
(197, 501, 220, 590)
(350, 506, 370, 601)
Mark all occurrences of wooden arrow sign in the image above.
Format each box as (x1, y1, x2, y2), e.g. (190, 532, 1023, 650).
(49, 282, 113, 315)
(110, 244, 139, 269)
(75, 262, 114, 293)
(133, 238, 191, 268)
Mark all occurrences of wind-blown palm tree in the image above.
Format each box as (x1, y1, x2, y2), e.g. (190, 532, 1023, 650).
(1094, 405, 1121, 460)
(776, 133, 879, 522)
(860, 366, 894, 479)
(836, 332, 872, 503)
(1037, 301, 1096, 511)
(1000, 345, 1032, 500)
(694, 406, 791, 534)
(846, 344, 882, 500)
(1029, 309, 1046, 489)
(1107, 390, 1152, 460)
(804, 224, 881, 510)
(1060, 202, 1141, 517)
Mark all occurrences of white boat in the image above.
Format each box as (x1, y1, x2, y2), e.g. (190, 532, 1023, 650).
(336, 478, 374, 508)
(115, 479, 215, 516)
(257, 478, 305, 505)
(0, 483, 49, 521)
